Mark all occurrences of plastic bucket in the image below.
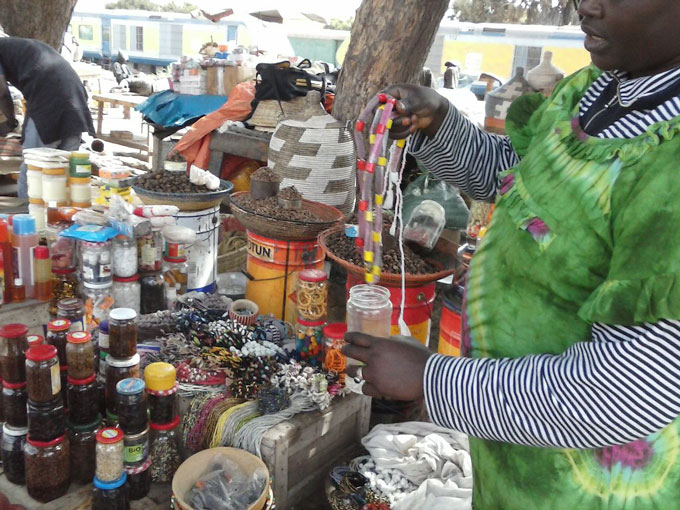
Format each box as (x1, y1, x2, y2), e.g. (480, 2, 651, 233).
(245, 231, 324, 323)
(174, 206, 220, 293)
(439, 287, 462, 357)
(346, 274, 435, 346)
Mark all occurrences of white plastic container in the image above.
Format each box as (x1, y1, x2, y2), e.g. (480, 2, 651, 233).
(174, 206, 219, 292)
(69, 177, 91, 204)
(28, 202, 46, 232)
(42, 173, 68, 203)
(26, 168, 43, 200)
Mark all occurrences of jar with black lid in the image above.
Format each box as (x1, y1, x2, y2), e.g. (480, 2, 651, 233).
(25, 344, 61, 403)
(2, 424, 27, 485)
(46, 319, 71, 366)
(67, 373, 99, 425)
(2, 380, 27, 428)
(66, 331, 95, 379)
(125, 456, 151, 500)
(24, 434, 70, 502)
(108, 308, 138, 358)
(0, 323, 29, 383)
(56, 298, 85, 332)
(68, 415, 101, 484)
(105, 354, 140, 415)
(27, 396, 65, 442)
(92, 472, 129, 510)
(116, 377, 147, 435)
(140, 272, 166, 314)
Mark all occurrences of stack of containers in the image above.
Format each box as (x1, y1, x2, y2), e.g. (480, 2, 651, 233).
(294, 269, 328, 367)
(95, 167, 134, 206)
(69, 151, 92, 208)
(23, 148, 71, 232)
(93, 427, 129, 509)
(117, 377, 151, 500)
(105, 308, 140, 425)
(79, 239, 114, 332)
(111, 235, 140, 314)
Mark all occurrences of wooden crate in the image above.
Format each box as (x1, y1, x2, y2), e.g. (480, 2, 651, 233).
(260, 393, 371, 509)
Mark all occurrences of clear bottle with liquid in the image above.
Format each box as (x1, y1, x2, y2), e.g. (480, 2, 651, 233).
(11, 215, 38, 298)
(33, 246, 52, 302)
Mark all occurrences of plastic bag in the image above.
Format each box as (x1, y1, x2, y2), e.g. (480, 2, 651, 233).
(402, 172, 469, 231)
(187, 458, 268, 510)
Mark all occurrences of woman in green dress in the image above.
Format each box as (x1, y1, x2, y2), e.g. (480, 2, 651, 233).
(344, 0, 680, 508)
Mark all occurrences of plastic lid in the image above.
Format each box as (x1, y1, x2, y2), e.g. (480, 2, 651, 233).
(144, 362, 176, 392)
(26, 344, 58, 362)
(113, 274, 139, 283)
(27, 434, 66, 448)
(67, 331, 91, 344)
(0, 323, 28, 338)
(324, 323, 348, 339)
(67, 373, 96, 385)
(105, 353, 140, 368)
(68, 413, 102, 432)
(13, 278, 22, 287)
(163, 255, 188, 263)
(34, 246, 49, 259)
(2, 380, 26, 390)
(298, 269, 327, 283)
(0, 219, 8, 243)
(58, 298, 83, 310)
(3, 424, 28, 436)
(297, 318, 325, 327)
(47, 319, 71, 331)
(71, 151, 90, 158)
(109, 308, 137, 321)
(83, 281, 113, 290)
(96, 427, 124, 444)
(12, 214, 36, 236)
(100, 321, 109, 334)
(93, 472, 127, 490)
(149, 415, 180, 431)
(27, 335, 44, 347)
(116, 377, 145, 395)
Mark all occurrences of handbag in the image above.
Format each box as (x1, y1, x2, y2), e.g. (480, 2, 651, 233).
(250, 60, 326, 115)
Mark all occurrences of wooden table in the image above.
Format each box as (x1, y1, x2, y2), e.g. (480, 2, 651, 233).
(92, 93, 150, 155)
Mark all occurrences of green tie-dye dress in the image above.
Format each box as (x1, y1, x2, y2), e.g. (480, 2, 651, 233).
(465, 66, 680, 509)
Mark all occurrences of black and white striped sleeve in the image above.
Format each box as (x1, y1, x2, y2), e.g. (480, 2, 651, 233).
(409, 105, 519, 201)
(424, 319, 680, 449)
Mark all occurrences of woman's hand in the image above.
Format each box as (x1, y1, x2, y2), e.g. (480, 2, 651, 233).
(384, 84, 450, 139)
(342, 333, 434, 400)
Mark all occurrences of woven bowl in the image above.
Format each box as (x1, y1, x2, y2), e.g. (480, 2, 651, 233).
(229, 191, 344, 241)
(132, 178, 234, 212)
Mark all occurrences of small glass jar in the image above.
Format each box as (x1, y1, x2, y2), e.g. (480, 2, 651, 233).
(323, 323, 348, 385)
(105, 354, 140, 415)
(346, 284, 393, 338)
(295, 318, 325, 366)
(0, 323, 29, 383)
(25, 344, 61, 403)
(116, 378, 147, 435)
(27, 396, 65, 442)
(92, 472, 129, 510)
(140, 272, 166, 314)
(162, 256, 188, 295)
(66, 331, 95, 379)
(2, 424, 28, 485)
(112, 275, 141, 314)
(50, 270, 78, 318)
(125, 456, 151, 500)
(112, 235, 138, 278)
(2, 381, 27, 428)
(123, 426, 149, 467)
(47, 229, 76, 271)
(108, 308, 138, 359)
(46, 319, 70, 366)
(296, 269, 328, 322)
(147, 386, 178, 425)
(83, 282, 115, 332)
(24, 434, 70, 502)
(80, 240, 113, 286)
(57, 298, 85, 332)
(67, 373, 99, 425)
(96, 427, 125, 482)
(149, 416, 182, 483)
(68, 415, 101, 484)
(138, 230, 163, 273)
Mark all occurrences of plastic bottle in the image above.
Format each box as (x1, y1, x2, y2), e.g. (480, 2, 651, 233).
(33, 246, 52, 302)
(11, 278, 25, 303)
(0, 220, 13, 304)
(11, 215, 38, 299)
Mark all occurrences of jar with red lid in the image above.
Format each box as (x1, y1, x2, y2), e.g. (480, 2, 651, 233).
(27, 396, 65, 442)
(50, 269, 78, 318)
(66, 331, 94, 379)
(25, 344, 61, 403)
(323, 323, 348, 385)
(96, 427, 124, 482)
(27, 335, 44, 348)
(2, 380, 27, 428)
(57, 298, 85, 332)
(46, 318, 71, 366)
(149, 416, 182, 482)
(24, 434, 70, 502)
(0, 323, 28, 383)
(67, 373, 99, 425)
(296, 269, 328, 322)
(295, 318, 325, 366)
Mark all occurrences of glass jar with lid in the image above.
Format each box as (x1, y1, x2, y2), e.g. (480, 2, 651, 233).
(95, 427, 125, 482)
(24, 434, 70, 502)
(2, 380, 27, 428)
(66, 331, 95, 379)
(112, 235, 138, 278)
(162, 252, 188, 295)
(67, 373, 99, 425)
(323, 323, 348, 385)
(108, 308, 138, 359)
(83, 282, 115, 332)
(149, 416, 182, 483)
(2, 424, 28, 484)
(137, 230, 163, 273)
(295, 318, 325, 367)
(80, 240, 113, 286)
(92, 472, 129, 510)
(125, 457, 151, 500)
(116, 377, 147, 435)
(112, 275, 141, 314)
(27, 396, 65, 442)
(57, 298, 85, 332)
(46, 319, 70, 366)
(27, 335, 44, 348)
(50, 269, 78, 318)
(123, 426, 149, 467)
(47, 228, 76, 271)
(145, 362, 178, 425)
(67, 414, 101, 484)
(346, 284, 393, 338)
(105, 354, 140, 415)
(25, 344, 61, 403)
(296, 269, 328, 322)
(0, 323, 29, 383)
(140, 272, 166, 314)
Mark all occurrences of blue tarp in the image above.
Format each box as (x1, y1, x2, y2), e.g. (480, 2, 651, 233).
(135, 91, 228, 128)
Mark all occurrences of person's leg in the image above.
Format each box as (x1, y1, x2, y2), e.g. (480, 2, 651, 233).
(57, 134, 82, 152)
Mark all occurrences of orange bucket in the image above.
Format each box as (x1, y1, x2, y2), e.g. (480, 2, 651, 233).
(438, 286, 463, 357)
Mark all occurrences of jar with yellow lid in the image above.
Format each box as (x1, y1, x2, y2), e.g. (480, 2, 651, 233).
(144, 362, 176, 392)
(69, 151, 91, 178)
(144, 362, 177, 425)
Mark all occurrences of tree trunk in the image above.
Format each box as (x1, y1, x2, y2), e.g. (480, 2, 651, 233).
(0, 0, 78, 51)
(333, 0, 449, 124)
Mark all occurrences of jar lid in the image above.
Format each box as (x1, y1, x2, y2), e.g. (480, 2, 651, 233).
(26, 344, 58, 362)
(297, 318, 325, 327)
(83, 281, 113, 290)
(67, 373, 96, 385)
(48, 319, 71, 331)
(71, 151, 90, 159)
(298, 269, 327, 283)
(3, 424, 28, 436)
(113, 274, 140, 283)
(100, 320, 109, 333)
(93, 472, 127, 490)
(96, 427, 124, 444)
(67, 331, 91, 344)
(3, 380, 27, 390)
(125, 456, 152, 475)
(34, 245, 49, 259)
(69, 177, 90, 184)
(0, 323, 28, 338)
(106, 353, 140, 368)
(67, 414, 102, 432)
(123, 426, 150, 441)
(116, 377, 145, 395)
(147, 383, 178, 397)
(149, 415, 180, 431)
(109, 308, 137, 321)
(27, 334, 44, 347)
(144, 362, 177, 392)
(12, 214, 36, 236)
(53, 267, 76, 275)
(27, 434, 66, 448)
(323, 323, 347, 340)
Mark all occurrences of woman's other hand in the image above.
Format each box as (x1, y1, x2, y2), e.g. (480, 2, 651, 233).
(384, 84, 450, 139)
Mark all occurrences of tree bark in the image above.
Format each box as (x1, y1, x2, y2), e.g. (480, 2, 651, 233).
(0, 0, 78, 51)
(333, 0, 450, 124)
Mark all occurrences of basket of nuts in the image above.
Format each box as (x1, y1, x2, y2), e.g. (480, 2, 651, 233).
(132, 172, 234, 212)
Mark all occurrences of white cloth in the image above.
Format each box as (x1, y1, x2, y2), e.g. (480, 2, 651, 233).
(361, 422, 472, 510)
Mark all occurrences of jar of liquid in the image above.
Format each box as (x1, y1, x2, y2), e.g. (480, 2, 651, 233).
(149, 416, 182, 483)
(116, 378, 147, 435)
(80, 240, 113, 286)
(46, 319, 71, 366)
(140, 272, 166, 315)
(2, 424, 28, 485)
(323, 323, 348, 385)
(346, 284, 393, 338)
(296, 269, 328, 322)
(27, 396, 65, 442)
(83, 282, 115, 332)
(32, 245, 52, 302)
(108, 308, 138, 359)
(0, 323, 28, 383)
(137, 231, 162, 273)
(92, 472, 129, 510)
(57, 298, 85, 332)
(68, 415, 101, 484)
(68, 373, 99, 425)
(66, 331, 95, 379)
(125, 456, 151, 500)
(11, 215, 38, 299)
(112, 275, 141, 314)
(112, 236, 138, 278)
(105, 354, 140, 415)
(95, 427, 125, 482)
(50, 270, 78, 318)
(24, 434, 70, 502)
(2, 380, 28, 428)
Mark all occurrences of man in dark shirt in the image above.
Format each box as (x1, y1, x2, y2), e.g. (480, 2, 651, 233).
(0, 36, 95, 197)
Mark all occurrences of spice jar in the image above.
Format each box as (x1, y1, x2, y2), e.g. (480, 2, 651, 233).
(80, 240, 113, 285)
(67, 374, 99, 425)
(140, 272, 166, 314)
(83, 282, 115, 331)
(46, 319, 70, 366)
(149, 416, 182, 483)
(105, 354, 140, 414)
(145, 362, 177, 424)
(0, 323, 29, 383)
(2, 424, 28, 485)
(57, 298, 85, 332)
(27, 396, 65, 442)
(66, 331, 95, 379)
(24, 434, 70, 502)
(25, 344, 61, 403)
(50, 269, 78, 318)
(123, 426, 149, 467)
(137, 230, 162, 273)
(296, 269, 328, 321)
(295, 318, 325, 366)
(96, 427, 125, 482)
(346, 284, 393, 338)
(323, 323, 349, 385)
(68, 415, 101, 484)
(116, 378, 147, 435)
(92, 472, 129, 510)
(109, 308, 138, 359)
(125, 456, 151, 500)
(112, 235, 138, 278)
(27, 335, 44, 348)
(112, 275, 141, 314)
(2, 381, 27, 428)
